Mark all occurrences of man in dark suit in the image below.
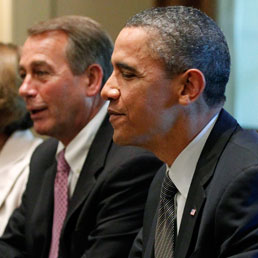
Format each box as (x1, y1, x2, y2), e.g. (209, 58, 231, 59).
(101, 6, 258, 258)
(0, 16, 163, 258)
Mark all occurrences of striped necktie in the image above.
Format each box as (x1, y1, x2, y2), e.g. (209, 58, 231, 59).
(155, 172, 178, 258)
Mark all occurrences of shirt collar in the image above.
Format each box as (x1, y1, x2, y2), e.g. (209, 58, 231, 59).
(56, 102, 108, 174)
(167, 113, 218, 199)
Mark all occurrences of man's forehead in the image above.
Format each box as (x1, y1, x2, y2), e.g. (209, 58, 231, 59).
(20, 32, 68, 66)
(22, 31, 68, 55)
(112, 27, 161, 68)
(115, 27, 149, 46)
(113, 28, 150, 58)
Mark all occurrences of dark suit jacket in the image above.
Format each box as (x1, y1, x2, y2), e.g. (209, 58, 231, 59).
(0, 116, 163, 258)
(130, 110, 258, 258)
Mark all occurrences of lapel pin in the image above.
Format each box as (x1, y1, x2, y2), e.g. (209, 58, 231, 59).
(190, 208, 196, 216)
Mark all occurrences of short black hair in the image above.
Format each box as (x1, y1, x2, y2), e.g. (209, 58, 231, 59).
(126, 6, 230, 107)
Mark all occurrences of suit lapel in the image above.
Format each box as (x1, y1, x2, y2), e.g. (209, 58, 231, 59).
(32, 161, 57, 257)
(143, 166, 166, 258)
(175, 109, 239, 258)
(65, 116, 113, 222)
(144, 210, 158, 258)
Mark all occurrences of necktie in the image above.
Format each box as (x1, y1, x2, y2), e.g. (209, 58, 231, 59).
(49, 149, 70, 258)
(155, 172, 178, 258)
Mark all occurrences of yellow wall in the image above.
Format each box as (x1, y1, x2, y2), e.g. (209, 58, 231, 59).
(12, 0, 52, 45)
(55, 0, 153, 40)
(0, 0, 153, 46)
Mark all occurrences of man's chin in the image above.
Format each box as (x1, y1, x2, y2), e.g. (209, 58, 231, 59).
(33, 123, 51, 137)
(112, 132, 131, 146)
(113, 131, 154, 153)
(112, 132, 142, 148)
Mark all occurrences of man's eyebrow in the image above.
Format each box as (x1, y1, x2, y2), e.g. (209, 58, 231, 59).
(19, 60, 52, 72)
(31, 60, 50, 67)
(116, 62, 138, 73)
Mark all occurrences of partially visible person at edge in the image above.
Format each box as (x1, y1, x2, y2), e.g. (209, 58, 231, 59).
(0, 16, 163, 258)
(101, 6, 258, 258)
(0, 42, 42, 235)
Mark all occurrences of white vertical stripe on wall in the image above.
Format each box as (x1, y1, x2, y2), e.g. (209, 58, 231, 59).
(0, 0, 13, 42)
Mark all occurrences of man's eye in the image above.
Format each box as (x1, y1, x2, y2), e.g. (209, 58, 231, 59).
(19, 72, 26, 80)
(35, 70, 49, 76)
(121, 72, 136, 79)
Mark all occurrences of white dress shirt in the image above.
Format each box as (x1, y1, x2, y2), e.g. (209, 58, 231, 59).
(167, 114, 218, 233)
(56, 102, 108, 197)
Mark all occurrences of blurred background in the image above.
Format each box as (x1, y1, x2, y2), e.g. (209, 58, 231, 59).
(0, 0, 257, 129)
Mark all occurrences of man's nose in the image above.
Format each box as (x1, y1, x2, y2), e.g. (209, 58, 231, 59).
(19, 75, 37, 99)
(101, 73, 120, 101)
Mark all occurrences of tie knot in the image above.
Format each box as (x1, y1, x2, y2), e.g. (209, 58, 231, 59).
(161, 172, 177, 200)
(57, 149, 70, 173)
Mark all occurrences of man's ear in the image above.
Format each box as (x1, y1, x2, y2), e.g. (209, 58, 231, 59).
(178, 69, 206, 106)
(84, 64, 103, 97)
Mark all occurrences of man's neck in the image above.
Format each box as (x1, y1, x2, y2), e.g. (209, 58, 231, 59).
(151, 108, 221, 166)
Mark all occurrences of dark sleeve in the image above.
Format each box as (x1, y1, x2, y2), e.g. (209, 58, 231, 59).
(129, 228, 143, 258)
(81, 151, 163, 258)
(215, 164, 258, 257)
(0, 190, 28, 258)
(129, 165, 165, 258)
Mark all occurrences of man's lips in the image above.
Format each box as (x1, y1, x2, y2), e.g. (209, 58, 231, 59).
(108, 109, 125, 123)
(108, 109, 123, 116)
(27, 106, 48, 118)
(31, 108, 45, 114)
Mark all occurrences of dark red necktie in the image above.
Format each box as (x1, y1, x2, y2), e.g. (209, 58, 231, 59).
(49, 149, 70, 258)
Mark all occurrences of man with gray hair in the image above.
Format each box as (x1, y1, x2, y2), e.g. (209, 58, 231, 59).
(0, 15, 162, 258)
(101, 6, 258, 258)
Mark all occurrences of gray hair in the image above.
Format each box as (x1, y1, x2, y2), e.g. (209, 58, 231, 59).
(126, 6, 230, 107)
(28, 15, 113, 87)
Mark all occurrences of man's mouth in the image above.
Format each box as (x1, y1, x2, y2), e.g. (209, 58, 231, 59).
(108, 109, 126, 124)
(28, 107, 48, 118)
(108, 110, 120, 116)
(108, 108, 125, 117)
